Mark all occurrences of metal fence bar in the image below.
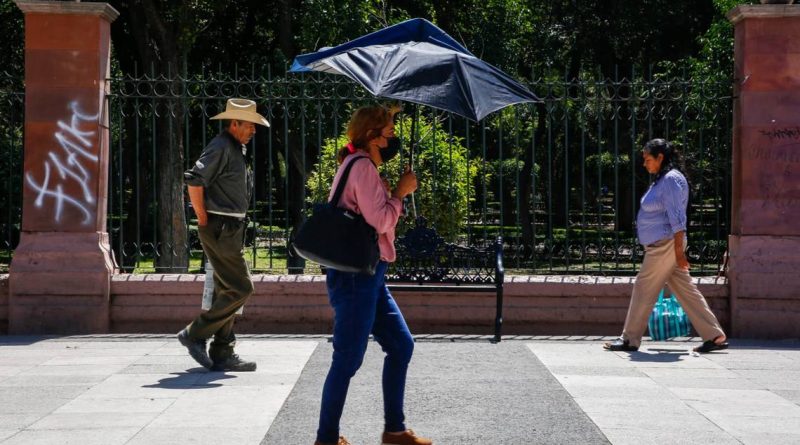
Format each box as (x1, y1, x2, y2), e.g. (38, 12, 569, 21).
(0, 70, 733, 276)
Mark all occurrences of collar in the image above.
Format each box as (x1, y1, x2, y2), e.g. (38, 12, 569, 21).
(345, 150, 376, 167)
(222, 131, 247, 155)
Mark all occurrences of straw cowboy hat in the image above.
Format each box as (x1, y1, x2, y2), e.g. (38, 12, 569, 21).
(210, 98, 270, 127)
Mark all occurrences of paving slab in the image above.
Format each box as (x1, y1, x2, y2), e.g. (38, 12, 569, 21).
(773, 390, 800, 406)
(640, 367, 764, 390)
(600, 427, 740, 445)
(54, 397, 177, 414)
(530, 339, 800, 445)
(263, 341, 609, 445)
(27, 412, 161, 430)
(125, 427, 269, 445)
(0, 337, 318, 445)
(733, 369, 800, 390)
(2, 335, 799, 445)
(0, 428, 141, 445)
(0, 374, 111, 387)
(734, 432, 800, 445)
(0, 414, 46, 430)
(0, 366, 34, 377)
(0, 386, 92, 414)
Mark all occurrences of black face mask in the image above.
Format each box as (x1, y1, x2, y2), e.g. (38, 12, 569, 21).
(380, 137, 402, 163)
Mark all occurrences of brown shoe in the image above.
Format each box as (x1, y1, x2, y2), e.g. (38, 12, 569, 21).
(314, 436, 350, 445)
(382, 429, 432, 445)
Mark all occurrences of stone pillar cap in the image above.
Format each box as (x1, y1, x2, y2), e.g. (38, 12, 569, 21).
(728, 4, 800, 24)
(15, 1, 119, 22)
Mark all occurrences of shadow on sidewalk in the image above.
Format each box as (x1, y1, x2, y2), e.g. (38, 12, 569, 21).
(626, 348, 691, 363)
(143, 370, 236, 389)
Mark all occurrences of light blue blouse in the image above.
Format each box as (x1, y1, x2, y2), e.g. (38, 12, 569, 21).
(636, 169, 688, 246)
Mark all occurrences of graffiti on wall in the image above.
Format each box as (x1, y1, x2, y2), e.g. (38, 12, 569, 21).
(24, 101, 100, 225)
(746, 127, 800, 212)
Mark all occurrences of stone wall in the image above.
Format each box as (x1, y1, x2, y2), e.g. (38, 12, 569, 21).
(727, 5, 800, 338)
(89, 274, 729, 337)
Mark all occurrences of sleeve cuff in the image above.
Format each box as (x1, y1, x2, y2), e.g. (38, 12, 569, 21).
(388, 197, 403, 212)
(184, 173, 205, 187)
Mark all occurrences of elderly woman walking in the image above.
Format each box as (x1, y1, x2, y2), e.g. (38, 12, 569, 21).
(604, 138, 728, 354)
(314, 105, 432, 445)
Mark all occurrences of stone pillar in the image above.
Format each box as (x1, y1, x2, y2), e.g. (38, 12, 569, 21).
(9, 2, 119, 334)
(727, 5, 800, 338)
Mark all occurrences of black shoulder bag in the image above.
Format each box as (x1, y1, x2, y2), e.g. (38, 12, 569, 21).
(292, 156, 380, 275)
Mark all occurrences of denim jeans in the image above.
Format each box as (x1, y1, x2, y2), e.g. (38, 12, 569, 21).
(316, 261, 415, 443)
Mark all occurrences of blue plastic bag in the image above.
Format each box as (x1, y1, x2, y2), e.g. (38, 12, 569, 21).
(647, 289, 691, 341)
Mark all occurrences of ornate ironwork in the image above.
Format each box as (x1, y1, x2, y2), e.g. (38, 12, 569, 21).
(387, 217, 500, 284)
(0, 66, 733, 275)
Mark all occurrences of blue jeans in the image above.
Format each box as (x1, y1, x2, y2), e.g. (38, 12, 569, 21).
(316, 261, 414, 443)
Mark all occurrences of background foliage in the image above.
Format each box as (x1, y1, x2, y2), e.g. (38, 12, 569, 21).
(0, 0, 754, 273)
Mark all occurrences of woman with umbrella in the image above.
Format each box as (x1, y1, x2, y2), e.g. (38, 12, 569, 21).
(314, 105, 431, 445)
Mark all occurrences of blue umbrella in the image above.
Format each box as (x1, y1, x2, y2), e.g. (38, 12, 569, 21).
(289, 18, 539, 122)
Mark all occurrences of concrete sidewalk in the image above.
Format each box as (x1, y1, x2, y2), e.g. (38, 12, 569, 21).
(0, 335, 798, 444)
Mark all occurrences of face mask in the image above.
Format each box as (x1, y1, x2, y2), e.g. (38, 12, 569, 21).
(380, 137, 401, 163)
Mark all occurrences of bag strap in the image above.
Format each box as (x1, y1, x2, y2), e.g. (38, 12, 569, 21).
(329, 156, 370, 206)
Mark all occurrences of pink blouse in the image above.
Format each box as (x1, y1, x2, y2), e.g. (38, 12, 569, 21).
(328, 152, 403, 262)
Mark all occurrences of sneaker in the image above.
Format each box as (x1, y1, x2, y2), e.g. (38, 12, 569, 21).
(177, 329, 213, 368)
(211, 353, 257, 372)
(382, 429, 432, 445)
(314, 436, 350, 445)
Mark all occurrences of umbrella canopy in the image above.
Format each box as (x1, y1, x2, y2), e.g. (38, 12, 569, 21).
(290, 18, 539, 122)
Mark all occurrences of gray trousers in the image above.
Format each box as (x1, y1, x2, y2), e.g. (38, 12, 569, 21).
(621, 238, 725, 348)
(187, 214, 254, 360)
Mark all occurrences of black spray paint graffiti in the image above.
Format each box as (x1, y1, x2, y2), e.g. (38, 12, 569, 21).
(759, 127, 800, 142)
(751, 129, 800, 212)
(25, 101, 99, 225)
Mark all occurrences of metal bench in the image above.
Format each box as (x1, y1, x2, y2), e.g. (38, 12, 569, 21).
(386, 217, 505, 342)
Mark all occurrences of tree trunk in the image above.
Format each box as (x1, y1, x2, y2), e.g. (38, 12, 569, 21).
(276, 0, 307, 274)
(121, 0, 189, 271)
(277, 0, 296, 60)
(154, 98, 188, 272)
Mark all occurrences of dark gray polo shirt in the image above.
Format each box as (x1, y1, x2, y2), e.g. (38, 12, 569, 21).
(184, 132, 252, 217)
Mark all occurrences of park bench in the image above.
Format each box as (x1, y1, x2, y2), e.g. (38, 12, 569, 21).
(386, 217, 505, 342)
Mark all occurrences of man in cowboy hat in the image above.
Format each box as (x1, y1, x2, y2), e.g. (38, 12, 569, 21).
(178, 98, 269, 372)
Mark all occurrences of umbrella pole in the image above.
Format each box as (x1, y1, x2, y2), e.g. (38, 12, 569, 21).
(408, 104, 418, 220)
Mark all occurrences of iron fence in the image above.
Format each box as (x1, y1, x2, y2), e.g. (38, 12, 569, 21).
(0, 66, 732, 275)
(0, 72, 23, 271)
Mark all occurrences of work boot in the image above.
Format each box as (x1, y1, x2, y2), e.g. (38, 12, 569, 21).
(314, 436, 350, 445)
(177, 328, 213, 369)
(382, 429, 432, 445)
(211, 353, 257, 372)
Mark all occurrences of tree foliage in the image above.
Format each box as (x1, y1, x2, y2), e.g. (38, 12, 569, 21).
(0, 0, 754, 271)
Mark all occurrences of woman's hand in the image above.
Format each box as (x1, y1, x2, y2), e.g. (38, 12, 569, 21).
(392, 164, 417, 199)
(676, 252, 690, 271)
(673, 230, 690, 270)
